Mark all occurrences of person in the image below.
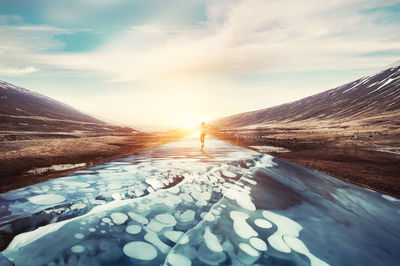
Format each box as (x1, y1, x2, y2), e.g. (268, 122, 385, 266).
(200, 122, 207, 148)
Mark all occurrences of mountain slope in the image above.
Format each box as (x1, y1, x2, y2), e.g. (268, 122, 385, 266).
(0, 80, 104, 123)
(0, 80, 137, 134)
(212, 65, 400, 129)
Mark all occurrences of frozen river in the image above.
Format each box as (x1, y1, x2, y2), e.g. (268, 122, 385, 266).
(0, 134, 399, 265)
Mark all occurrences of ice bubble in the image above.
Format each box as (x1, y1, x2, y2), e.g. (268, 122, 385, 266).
(156, 214, 177, 226)
(250, 237, 267, 251)
(62, 181, 89, 188)
(102, 218, 112, 223)
(195, 199, 207, 207)
(230, 211, 258, 239)
(235, 181, 244, 186)
(224, 189, 237, 200)
(180, 234, 189, 244)
(80, 221, 87, 225)
(144, 230, 171, 254)
(112, 193, 122, 201)
(89, 228, 96, 232)
(230, 211, 249, 220)
(111, 212, 128, 225)
(222, 171, 236, 178)
(148, 220, 170, 232)
(263, 210, 302, 253)
(28, 194, 65, 205)
(126, 225, 142, 234)
(74, 233, 84, 239)
(128, 212, 149, 224)
(204, 227, 223, 252)
(211, 209, 221, 215)
(177, 210, 195, 223)
(167, 253, 192, 266)
(236, 192, 256, 211)
(135, 189, 144, 197)
(146, 178, 164, 189)
(169, 186, 180, 194)
(123, 241, 157, 260)
(239, 243, 259, 256)
(101, 230, 106, 234)
(238, 243, 260, 264)
(204, 213, 215, 222)
(71, 245, 85, 253)
(180, 194, 193, 203)
(164, 230, 184, 243)
(254, 219, 272, 229)
(283, 235, 329, 266)
(242, 177, 257, 185)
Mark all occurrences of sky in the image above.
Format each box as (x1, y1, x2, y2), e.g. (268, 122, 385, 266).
(0, 0, 400, 130)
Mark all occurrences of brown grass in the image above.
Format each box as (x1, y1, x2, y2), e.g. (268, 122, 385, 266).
(211, 124, 400, 198)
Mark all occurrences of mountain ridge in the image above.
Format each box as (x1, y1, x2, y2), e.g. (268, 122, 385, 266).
(211, 65, 400, 129)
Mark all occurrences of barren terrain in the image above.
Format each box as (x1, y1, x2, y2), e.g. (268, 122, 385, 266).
(210, 119, 400, 198)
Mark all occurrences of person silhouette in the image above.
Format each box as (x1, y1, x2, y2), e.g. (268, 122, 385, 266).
(200, 122, 207, 148)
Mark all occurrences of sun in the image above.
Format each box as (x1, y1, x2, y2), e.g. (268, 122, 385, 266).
(173, 116, 202, 130)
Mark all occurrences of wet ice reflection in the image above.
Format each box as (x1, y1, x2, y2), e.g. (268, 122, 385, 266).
(1, 135, 399, 265)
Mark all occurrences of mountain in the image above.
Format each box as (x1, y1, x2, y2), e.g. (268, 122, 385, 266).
(211, 64, 400, 129)
(0, 80, 135, 134)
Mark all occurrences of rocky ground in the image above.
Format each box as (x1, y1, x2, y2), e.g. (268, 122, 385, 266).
(0, 130, 187, 193)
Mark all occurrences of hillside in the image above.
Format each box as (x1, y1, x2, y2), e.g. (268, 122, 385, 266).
(0, 80, 137, 135)
(212, 65, 400, 129)
(209, 65, 400, 197)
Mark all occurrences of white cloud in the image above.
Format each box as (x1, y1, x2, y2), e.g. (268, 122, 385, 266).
(21, 0, 399, 82)
(0, 65, 38, 76)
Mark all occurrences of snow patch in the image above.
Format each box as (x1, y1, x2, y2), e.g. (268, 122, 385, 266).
(27, 163, 86, 175)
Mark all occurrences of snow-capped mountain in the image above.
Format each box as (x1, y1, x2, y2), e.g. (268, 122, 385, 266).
(212, 64, 400, 129)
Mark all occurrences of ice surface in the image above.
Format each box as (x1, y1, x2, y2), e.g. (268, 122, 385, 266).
(1, 134, 399, 265)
